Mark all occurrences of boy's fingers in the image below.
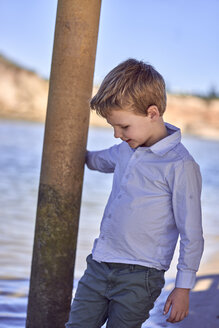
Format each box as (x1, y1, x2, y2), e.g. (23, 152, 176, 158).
(169, 311, 187, 323)
(163, 298, 171, 314)
(174, 312, 182, 322)
(166, 308, 177, 323)
(180, 311, 189, 322)
(179, 312, 186, 322)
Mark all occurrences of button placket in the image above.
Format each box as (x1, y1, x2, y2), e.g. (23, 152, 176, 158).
(120, 154, 137, 186)
(114, 149, 140, 201)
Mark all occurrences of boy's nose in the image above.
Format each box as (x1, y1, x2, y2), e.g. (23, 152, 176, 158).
(114, 128, 122, 138)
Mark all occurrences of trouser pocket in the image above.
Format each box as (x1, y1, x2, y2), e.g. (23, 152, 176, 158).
(148, 268, 165, 301)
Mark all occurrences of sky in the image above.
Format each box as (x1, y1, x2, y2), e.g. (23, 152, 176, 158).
(0, 0, 219, 95)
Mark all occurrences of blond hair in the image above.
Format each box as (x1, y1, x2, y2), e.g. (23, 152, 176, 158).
(90, 58, 166, 118)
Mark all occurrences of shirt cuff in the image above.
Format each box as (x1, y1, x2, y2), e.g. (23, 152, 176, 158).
(175, 270, 196, 289)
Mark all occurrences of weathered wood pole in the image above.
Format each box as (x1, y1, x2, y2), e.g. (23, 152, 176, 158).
(26, 1, 101, 327)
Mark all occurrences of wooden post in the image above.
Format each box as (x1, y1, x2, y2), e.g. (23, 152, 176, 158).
(26, 1, 101, 327)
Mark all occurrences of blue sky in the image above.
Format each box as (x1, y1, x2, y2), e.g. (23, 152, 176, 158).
(0, 0, 219, 94)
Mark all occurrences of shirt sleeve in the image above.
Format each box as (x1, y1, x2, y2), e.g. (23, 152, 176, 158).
(172, 160, 204, 289)
(86, 144, 120, 173)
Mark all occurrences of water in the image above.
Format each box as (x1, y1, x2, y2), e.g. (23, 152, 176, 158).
(0, 119, 219, 327)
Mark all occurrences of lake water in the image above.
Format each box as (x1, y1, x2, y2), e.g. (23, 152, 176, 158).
(0, 119, 219, 327)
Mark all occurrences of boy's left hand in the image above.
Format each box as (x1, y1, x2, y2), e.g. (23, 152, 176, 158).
(163, 287, 190, 323)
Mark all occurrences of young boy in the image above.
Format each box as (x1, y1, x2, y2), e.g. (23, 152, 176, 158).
(66, 59, 204, 327)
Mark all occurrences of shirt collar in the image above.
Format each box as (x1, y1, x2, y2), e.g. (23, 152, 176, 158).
(137, 122, 181, 156)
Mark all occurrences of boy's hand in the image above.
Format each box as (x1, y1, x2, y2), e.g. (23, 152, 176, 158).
(163, 287, 190, 323)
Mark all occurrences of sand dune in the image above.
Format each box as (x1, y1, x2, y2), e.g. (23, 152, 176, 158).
(0, 55, 219, 139)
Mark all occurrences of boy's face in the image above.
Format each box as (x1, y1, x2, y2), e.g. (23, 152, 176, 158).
(106, 108, 154, 148)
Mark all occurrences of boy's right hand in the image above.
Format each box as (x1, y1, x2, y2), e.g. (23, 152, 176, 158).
(163, 287, 190, 323)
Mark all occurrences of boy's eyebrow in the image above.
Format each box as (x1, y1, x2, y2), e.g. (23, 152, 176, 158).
(107, 122, 128, 127)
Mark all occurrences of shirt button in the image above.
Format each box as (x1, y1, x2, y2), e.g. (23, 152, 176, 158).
(108, 214, 112, 218)
(135, 154, 139, 159)
(101, 235, 105, 240)
(118, 195, 122, 199)
(125, 174, 129, 179)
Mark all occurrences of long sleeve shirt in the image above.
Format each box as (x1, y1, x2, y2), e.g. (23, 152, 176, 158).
(86, 123, 204, 289)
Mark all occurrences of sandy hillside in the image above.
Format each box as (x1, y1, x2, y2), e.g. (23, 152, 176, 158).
(0, 55, 219, 139)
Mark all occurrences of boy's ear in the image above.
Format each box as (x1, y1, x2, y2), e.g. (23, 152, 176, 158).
(147, 105, 160, 120)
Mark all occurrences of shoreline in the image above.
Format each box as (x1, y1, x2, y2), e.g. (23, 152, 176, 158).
(1, 115, 219, 142)
(1, 54, 219, 141)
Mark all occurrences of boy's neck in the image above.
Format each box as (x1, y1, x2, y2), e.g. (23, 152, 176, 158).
(144, 119, 168, 147)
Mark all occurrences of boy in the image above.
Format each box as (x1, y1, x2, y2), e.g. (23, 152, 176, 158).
(66, 59, 204, 327)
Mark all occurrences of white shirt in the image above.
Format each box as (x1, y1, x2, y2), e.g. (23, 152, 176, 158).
(86, 123, 204, 289)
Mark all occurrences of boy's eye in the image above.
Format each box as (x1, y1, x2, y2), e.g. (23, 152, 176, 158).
(122, 126, 129, 129)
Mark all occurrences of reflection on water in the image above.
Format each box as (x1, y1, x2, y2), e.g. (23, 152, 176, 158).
(0, 119, 219, 327)
(0, 279, 27, 328)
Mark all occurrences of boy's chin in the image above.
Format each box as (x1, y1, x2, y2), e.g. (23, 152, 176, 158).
(129, 142, 138, 149)
(126, 139, 143, 149)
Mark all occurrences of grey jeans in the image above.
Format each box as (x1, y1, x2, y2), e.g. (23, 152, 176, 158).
(65, 254, 165, 328)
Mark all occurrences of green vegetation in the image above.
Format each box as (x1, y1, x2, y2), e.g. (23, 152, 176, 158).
(197, 86, 219, 100)
(167, 86, 219, 101)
